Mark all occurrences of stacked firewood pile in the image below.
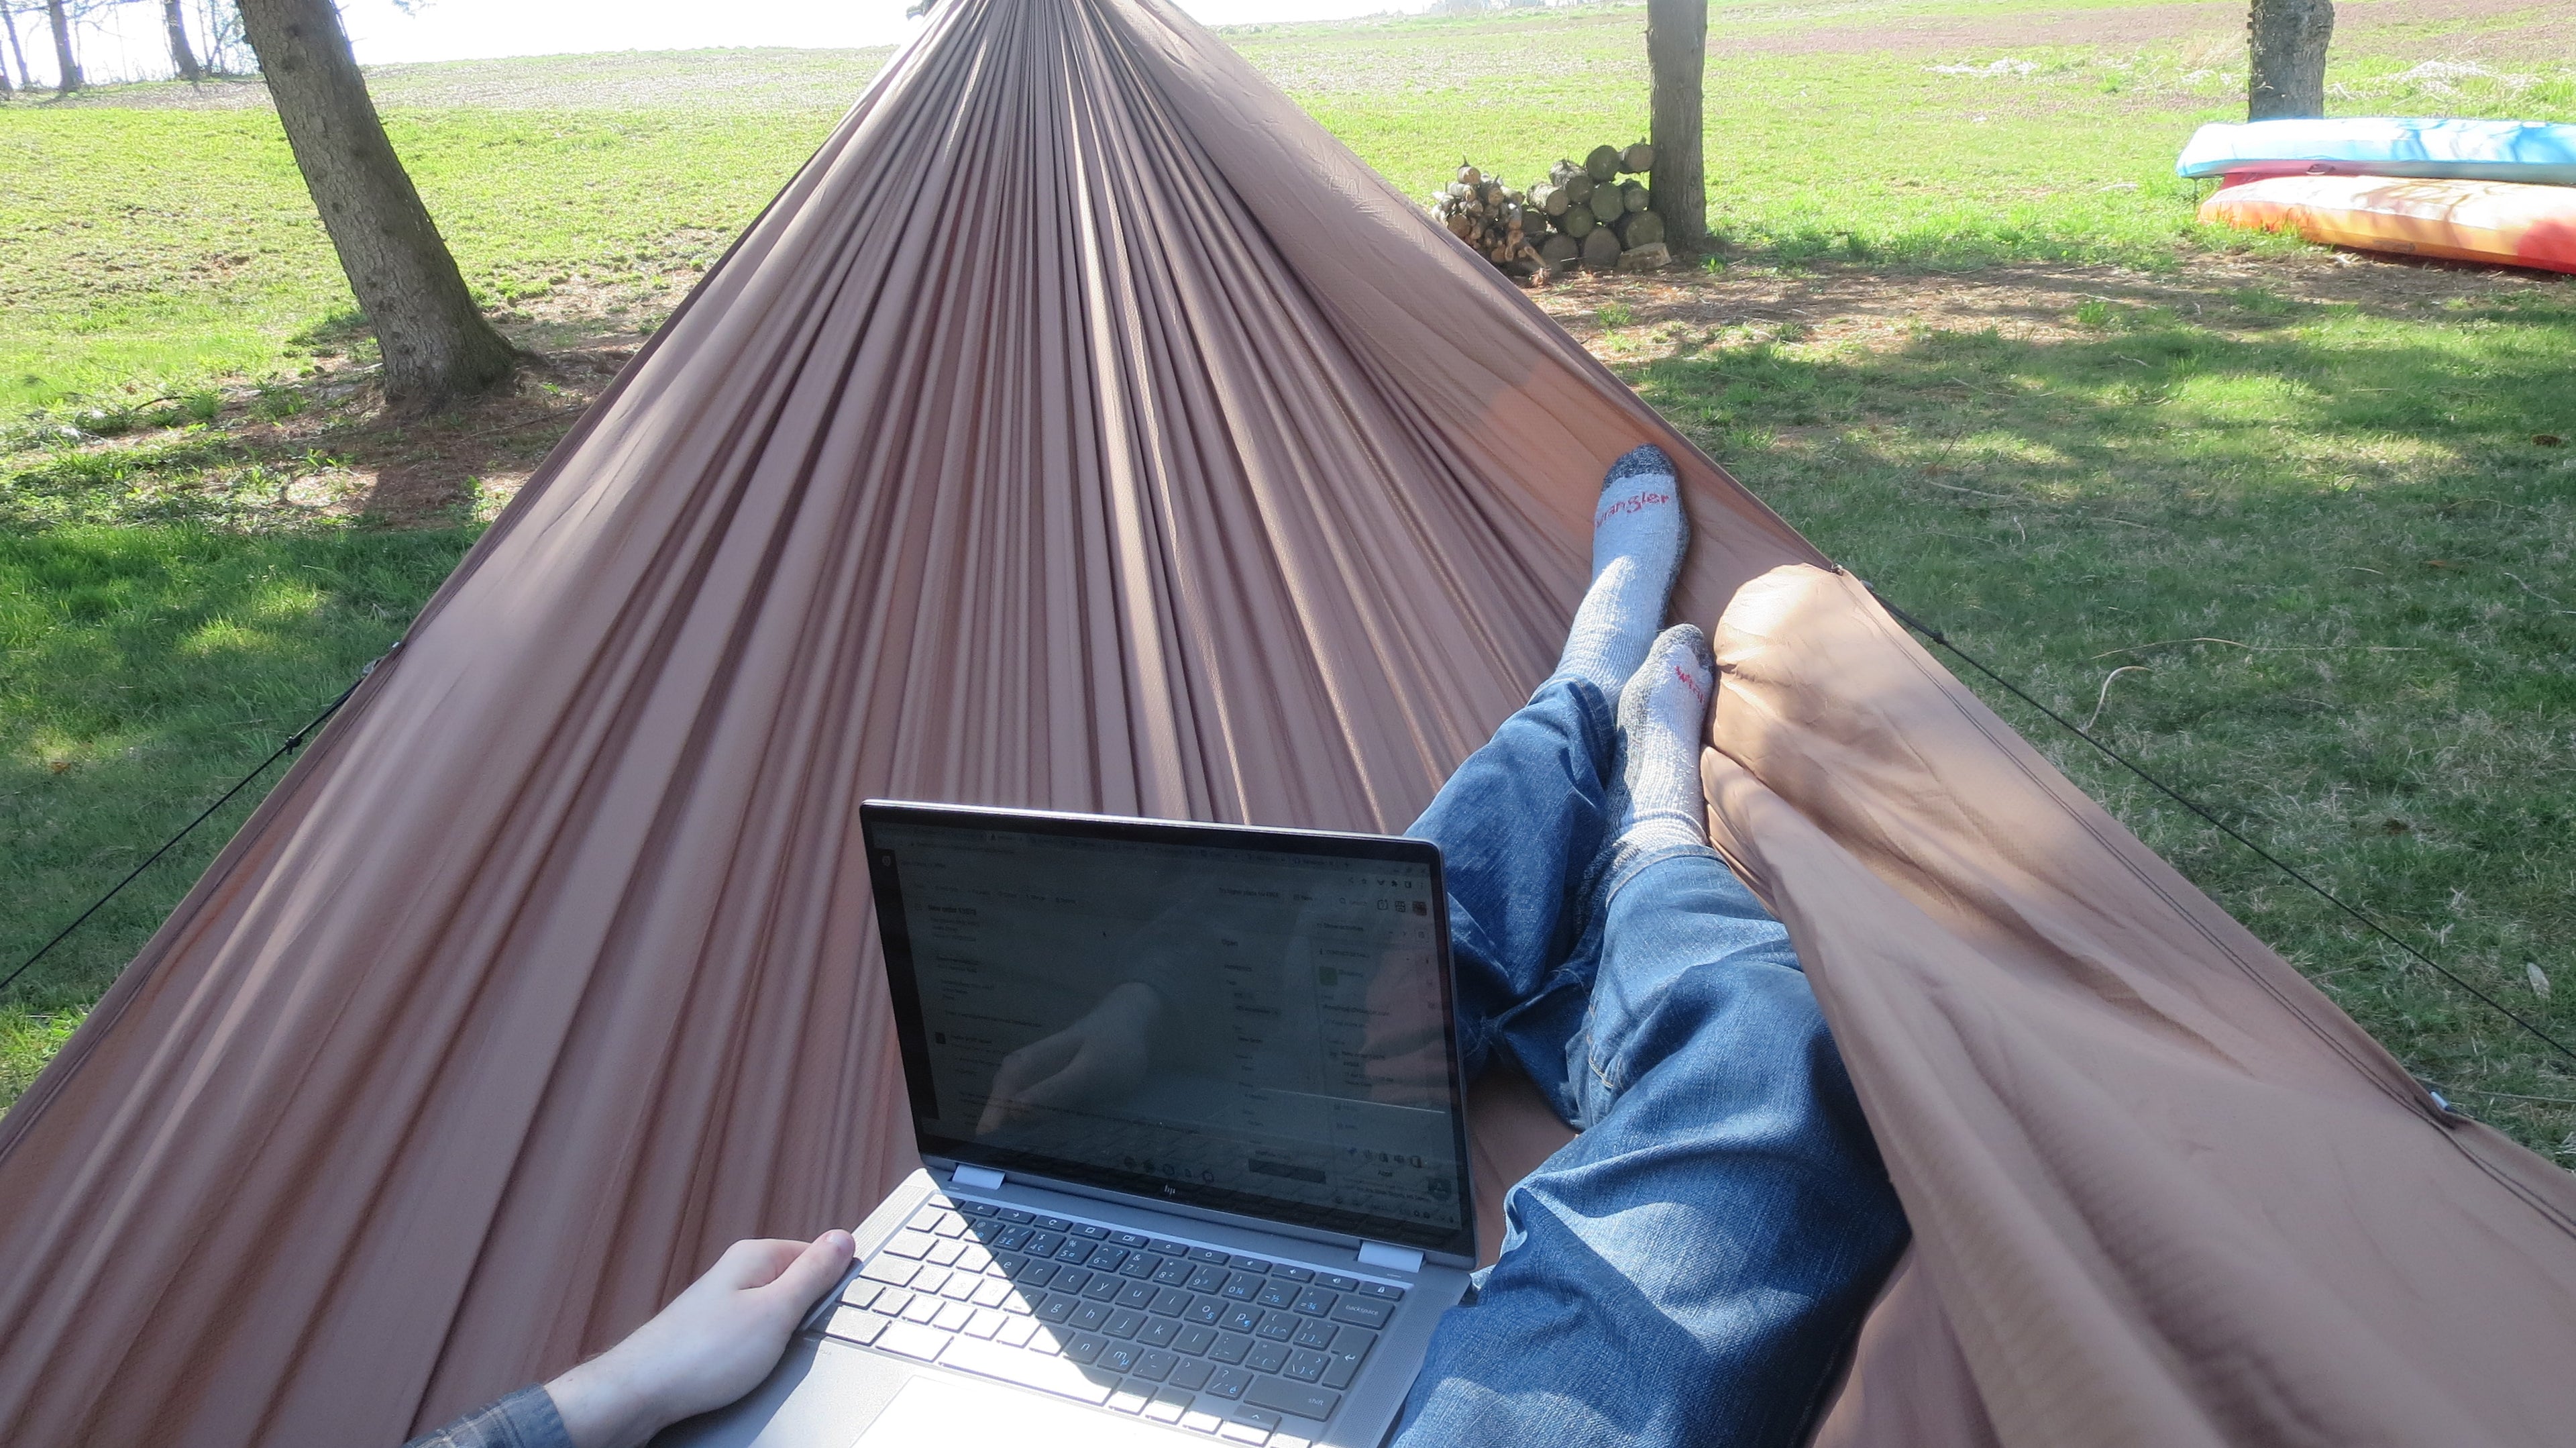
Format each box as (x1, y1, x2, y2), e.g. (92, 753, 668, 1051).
(1428, 142, 1670, 282)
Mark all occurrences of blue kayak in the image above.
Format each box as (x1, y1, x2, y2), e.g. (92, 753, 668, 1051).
(2177, 117, 2576, 187)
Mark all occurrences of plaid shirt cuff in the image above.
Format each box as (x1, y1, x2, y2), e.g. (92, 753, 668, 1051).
(402, 1385, 572, 1448)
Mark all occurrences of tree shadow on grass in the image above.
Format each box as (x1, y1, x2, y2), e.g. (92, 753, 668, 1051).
(1552, 251, 2576, 356)
(1626, 299, 2576, 1146)
(0, 323, 645, 1016)
(5, 335, 636, 533)
(0, 523, 474, 1015)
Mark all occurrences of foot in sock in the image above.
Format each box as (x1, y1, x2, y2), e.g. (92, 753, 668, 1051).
(1550, 445, 1686, 694)
(1608, 624, 1716, 858)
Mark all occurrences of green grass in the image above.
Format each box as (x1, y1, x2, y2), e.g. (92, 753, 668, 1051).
(1, 521, 475, 1017)
(5, 1, 2576, 1157)
(1612, 274, 2576, 1147)
(0, 100, 855, 415)
(1256, 0, 2575, 266)
(1, 1007, 83, 1109)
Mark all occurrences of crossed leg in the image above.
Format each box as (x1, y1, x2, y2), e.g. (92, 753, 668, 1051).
(1394, 449, 1909, 1448)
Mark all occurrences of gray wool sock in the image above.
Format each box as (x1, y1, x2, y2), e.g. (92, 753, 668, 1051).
(1609, 624, 1716, 855)
(1550, 445, 1686, 694)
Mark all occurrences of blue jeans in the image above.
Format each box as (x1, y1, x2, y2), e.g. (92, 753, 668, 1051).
(1394, 679, 1909, 1448)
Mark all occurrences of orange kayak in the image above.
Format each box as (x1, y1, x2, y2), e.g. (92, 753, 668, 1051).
(2200, 173, 2576, 275)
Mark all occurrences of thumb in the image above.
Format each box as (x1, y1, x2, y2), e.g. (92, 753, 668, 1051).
(755, 1230, 854, 1314)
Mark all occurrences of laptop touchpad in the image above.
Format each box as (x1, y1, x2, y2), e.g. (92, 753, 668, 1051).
(856, 1373, 1147, 1447)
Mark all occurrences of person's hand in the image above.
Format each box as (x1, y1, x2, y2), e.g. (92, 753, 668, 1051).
(544, 1230, 855, 1448)
(975, 981, 1161, 1135)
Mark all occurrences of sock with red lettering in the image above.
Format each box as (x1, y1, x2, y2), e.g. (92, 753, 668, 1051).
(1550, 444, 1686, 694)
(1609, 624, 1715, 856)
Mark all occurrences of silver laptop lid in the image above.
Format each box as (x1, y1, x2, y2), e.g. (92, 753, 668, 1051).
(860, 802, 1476, 1263)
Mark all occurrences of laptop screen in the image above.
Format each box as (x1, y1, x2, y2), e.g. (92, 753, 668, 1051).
(862, 803, 1474, 1259)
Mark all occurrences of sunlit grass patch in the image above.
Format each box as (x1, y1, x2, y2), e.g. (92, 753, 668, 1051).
(0, 1009, 85, 1113)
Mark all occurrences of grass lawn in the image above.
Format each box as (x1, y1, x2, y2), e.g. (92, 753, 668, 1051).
(5, 0, 2576, 1157)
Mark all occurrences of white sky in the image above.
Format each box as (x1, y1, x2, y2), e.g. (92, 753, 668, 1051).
(337, 0, 1405, 62)
(44, 0, 1409, 83)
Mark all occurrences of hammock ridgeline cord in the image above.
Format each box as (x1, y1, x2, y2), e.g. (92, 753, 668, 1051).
(1870, 588, 2576, 1072)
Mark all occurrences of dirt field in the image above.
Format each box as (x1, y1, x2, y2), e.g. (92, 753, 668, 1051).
(1535, 248, 2573, 358)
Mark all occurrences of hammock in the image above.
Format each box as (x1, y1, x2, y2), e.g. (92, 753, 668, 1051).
(3, 0, 2573, 1441)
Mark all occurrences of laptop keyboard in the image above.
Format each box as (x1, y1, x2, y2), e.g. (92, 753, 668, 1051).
(816, 1192, 1408, 1446)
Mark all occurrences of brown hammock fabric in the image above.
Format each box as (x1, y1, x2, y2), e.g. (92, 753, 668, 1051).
(4, 0, 2574, 1442)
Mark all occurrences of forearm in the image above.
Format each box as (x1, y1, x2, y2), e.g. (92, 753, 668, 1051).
(545, 1355, 675, 1448)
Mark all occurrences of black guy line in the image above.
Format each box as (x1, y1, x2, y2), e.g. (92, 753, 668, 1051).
(1870, 588, 2576, 1072)
(0, 659, 381, 1004)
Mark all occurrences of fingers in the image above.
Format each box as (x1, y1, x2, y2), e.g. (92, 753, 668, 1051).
(755, 1231, 855, 1315)
(706, 1237, 810, 1292)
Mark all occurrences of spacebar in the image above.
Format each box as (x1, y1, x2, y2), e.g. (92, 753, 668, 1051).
(936, 1336, 1118, 1406)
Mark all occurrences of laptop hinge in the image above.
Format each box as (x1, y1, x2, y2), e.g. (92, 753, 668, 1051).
(950, 1163, 1006, 1192)
(1356, 1241, 1424, 1274)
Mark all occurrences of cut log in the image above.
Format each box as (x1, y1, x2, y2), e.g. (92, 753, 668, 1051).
(1621, 142, 1656, 174)
(1619, 242, 1672, 272)
(1617, 209, 1666, 248)
(1430, 149, 1672, 282)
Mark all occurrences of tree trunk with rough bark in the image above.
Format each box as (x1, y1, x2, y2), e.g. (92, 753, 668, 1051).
(164, 0, 201, 81)
(45, 0, 79, 94)
(2247, 0, 2333, 120)
(235, 0, 515, 407)
(1646, 0, 1707, 256)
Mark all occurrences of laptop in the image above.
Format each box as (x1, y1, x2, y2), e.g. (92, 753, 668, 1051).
(657, 802, 1478, 1448)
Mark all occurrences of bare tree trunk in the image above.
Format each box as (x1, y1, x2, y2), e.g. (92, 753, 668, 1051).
(3, 5, 34, 94)
(164, 0, 202, 82)
(1646, 0, 1707, 256)
(235, 0, 515, 407)
(45, 0, 78, 94)
(2247, 0, 2333, 119)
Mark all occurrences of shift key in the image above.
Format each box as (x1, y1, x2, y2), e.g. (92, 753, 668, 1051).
(1245, 1378, 1340, 1421)
(941, 1335, 1118, 1406)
